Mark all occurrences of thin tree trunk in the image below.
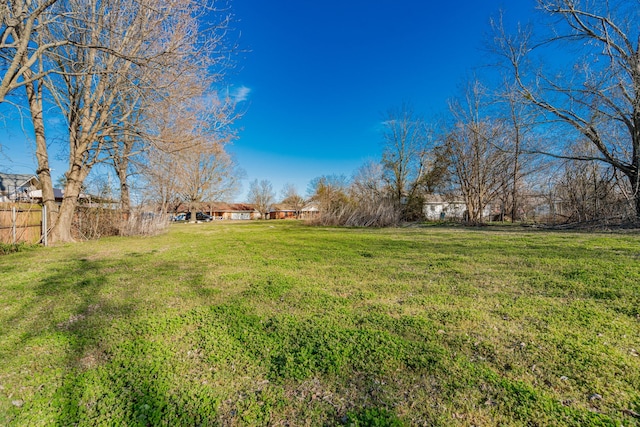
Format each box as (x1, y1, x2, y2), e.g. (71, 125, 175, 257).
(116, 159, 131, 221)
(631, 173, 640, 221)
(24, 72, 59, 231)
(120, 177, 130, 219)
(511, 132, 520, 222)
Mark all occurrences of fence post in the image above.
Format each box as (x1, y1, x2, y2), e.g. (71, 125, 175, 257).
(42, 205, 48, 246)
(12, 206, 16, 244)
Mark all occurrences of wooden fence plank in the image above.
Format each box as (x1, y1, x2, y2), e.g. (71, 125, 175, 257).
(0, 203, 43, 244)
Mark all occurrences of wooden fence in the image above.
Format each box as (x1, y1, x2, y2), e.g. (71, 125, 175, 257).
(0, 203, 44, 245)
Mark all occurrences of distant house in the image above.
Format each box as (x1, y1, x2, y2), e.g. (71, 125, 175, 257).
(173, 202, 259, 220)
(300, 202, 320, 220)
(27, 188, 65, 203)
(0, 173, 39, 202)
(423, 195, 466, 221)
(519, 193, 567, 223)
(206, 202, 260, 220)
(269, 202, 320, 220)
(423, 195, 496, 221)
(269, 204, 297, 220)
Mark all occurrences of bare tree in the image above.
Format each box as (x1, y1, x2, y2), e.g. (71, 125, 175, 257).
(555, 160, 616, 222)
(497, 82, 533, 221)
(140, 57, 241, 219)
(33, 0, 233, 242)
(23, 51, 59, 230)
(110, 131, 139, 221)
(381, 105, 432, 219)
(42, 0, 153, 241)
(307, 174, 349, 215)
(420, 144, 452, 196)
(0, 0, 61, 103)
(139, 147, 181, 216)
(493, 0, 640, 219)
(445, 81, 510, 223)
(115, 69, 238, 223)
(177, 146, 242, 221)
(553, 141, 631, 223)
(350, 160, 386, 202)
(2, 0, 64, 232)
(280, 183, 305, 218)
(247, 179, 275, 220)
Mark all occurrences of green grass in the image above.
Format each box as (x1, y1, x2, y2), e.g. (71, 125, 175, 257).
(0, 221, 639, 426)
(0, 242, 37, 255)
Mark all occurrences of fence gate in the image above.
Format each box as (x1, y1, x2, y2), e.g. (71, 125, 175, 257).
(0, 203, 44, 245)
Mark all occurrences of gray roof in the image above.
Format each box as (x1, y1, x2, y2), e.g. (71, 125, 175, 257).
(423, 194, 465, 204)
(0, 173, 38, 192)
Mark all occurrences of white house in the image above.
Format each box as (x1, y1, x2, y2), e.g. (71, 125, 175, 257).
(0, 173, 39, 202)
(300, 202, 320, 220)
(423, 195, 466, 220)
(423, 195, 492, 221)
(28, 188, 65, 203)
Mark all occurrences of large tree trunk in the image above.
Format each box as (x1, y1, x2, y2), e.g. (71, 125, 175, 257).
(51, 198, 77, 243)
(49, 164, 87, 243)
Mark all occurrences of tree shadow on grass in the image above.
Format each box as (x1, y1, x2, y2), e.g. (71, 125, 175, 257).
(42, 258, 224, 425)
(0, 257, 118, 421)
(0, 255, 200, 425)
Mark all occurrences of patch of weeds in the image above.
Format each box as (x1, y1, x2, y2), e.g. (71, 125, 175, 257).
(242, 274, 295, 300)
(0, 242, 37, 255)
(492, 375, 617, 426)
(50, 332, 221, 425)
(344, 407, 405, 426)
(268, 316, 353, 380)
(265, 314, 444, 381)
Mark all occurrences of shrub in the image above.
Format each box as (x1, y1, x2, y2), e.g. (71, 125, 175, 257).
(309, 197, 401, 227)
(72, 207, 169, 240)
(0, 242, 34, 255)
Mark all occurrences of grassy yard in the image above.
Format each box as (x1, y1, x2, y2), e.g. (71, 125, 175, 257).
(0, 221, 639, 426)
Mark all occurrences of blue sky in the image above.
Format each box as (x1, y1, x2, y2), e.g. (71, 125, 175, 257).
(227, 0, 535, 199)
(0, 0, 536, 201)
